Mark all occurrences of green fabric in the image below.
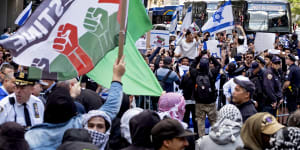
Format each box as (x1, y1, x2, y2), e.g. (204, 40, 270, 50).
(87, 0, 162, 96)
(87, 32, 162, 96)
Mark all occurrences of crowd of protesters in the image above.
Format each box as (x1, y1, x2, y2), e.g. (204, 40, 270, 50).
(0, 22, 300, 150)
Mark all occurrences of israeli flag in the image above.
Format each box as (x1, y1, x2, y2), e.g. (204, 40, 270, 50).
(181, 4, 192, 31)
(169, 7, 179, 35)
(202, 1, 234, 34)
(14, 1, 32, 26)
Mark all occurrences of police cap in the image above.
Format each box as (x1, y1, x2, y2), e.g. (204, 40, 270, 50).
(271, 55, 281, 64)
(287, 54, 297, 62)
(233, 76, 255, 94)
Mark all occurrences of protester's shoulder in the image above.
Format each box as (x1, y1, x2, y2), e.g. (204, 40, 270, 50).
(242, 101, 257, 114)
(171, 70, 179, 77)
(263, 69, 273, 77)
(30, 95, 44, 105)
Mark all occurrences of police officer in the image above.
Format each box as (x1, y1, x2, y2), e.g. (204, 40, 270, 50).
(232, 76, 257, 122)
(248, 57, 265, 112)
(262, 56, 283, 116)
(0, 72, 44, 128)
(283, 54, 300, 113)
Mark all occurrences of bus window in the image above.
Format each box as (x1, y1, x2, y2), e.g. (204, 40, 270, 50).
(206, 3, 218, 20)
(247, 11, 268, 31)
(268, 11, 289, 31)
(245, 3, 290, 33)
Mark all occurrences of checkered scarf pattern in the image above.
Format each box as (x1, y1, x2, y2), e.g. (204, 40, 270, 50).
(218, 104, 243, 124)
(268, 127, 300, 150)
(86, 128, 109, 150)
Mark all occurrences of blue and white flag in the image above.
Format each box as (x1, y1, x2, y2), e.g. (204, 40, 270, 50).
(14, 1, 32, 26)
(169, 7, 179, 35)
(201, 1, 234, 34)
(181, 4, 192, 31)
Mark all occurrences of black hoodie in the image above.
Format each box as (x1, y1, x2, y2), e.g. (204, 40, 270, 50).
(57, 128, 98, 150)
(121, 110, 161, 150)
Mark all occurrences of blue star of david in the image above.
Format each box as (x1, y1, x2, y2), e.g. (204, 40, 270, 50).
(213, 9, 224, 23)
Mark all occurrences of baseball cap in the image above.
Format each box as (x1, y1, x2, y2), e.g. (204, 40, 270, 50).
(233, 76, 255, 94)
(261, 113, 284, 135)
(151, 119, 195, 140)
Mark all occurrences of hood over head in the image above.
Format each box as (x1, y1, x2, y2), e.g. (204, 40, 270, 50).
(0, 122, 29, 150)
(199, 57, 209, 74)
(241, 112, 284, 150)
(158, 93, 185, 121)
(129, 110, 161, 147)
(120, 107, 144, 144)
(83, 110, 111, 150)
(61, 128, 92, 143)
(209, 104, 243, 145)
(44, 87, 77, 124)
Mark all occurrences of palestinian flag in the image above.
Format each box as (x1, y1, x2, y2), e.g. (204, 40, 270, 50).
(156, 36, 165, 44)
(0, 0, 123, 80)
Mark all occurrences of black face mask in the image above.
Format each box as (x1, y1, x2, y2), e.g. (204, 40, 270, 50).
(146, 54, 151, 57)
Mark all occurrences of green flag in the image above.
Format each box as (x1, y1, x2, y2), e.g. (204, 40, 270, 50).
(87, 0, 163, 96)
(87, 33, 162, 96)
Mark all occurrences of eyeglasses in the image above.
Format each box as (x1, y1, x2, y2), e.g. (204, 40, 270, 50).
(246, 56, 253, 59)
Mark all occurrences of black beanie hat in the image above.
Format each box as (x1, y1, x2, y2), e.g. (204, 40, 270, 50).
(44, 87, 77, 124)
(0, 122, 29, 150)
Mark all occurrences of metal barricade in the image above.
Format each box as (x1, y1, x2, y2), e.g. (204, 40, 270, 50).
(277, 100, 289, 125)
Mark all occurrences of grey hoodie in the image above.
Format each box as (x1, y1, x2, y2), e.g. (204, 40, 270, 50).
(196, 104, 244, 150)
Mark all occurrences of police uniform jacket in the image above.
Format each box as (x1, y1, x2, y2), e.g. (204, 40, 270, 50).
(263, 68, 283, 105)
(0, 93, 44, 127)
(286, 64, 300, 88)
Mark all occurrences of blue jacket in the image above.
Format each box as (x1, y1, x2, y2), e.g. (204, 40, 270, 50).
(0, 87, 8, 101)
(25, 82, 123, 150)
(156, 67, 180, 92)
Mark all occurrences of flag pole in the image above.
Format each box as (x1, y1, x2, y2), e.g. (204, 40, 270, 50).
(146, 11, 153, 50)
(118, 0, 129, 63)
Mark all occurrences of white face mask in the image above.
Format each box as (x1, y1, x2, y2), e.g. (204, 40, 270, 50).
(85, 127, 110, 150)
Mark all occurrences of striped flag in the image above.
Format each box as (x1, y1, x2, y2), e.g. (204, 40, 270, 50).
(181, 4, 192, 31)
(201, 0, 234, 34)
(15, 1, 32, 26)
(169, 7, 179, 35)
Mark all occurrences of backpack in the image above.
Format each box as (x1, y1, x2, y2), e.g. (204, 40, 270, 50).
(156, 70, 172, 90)
(194, 74, 213, 101)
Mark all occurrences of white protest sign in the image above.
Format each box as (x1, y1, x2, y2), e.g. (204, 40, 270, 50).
(205, 40, 221, 58)
(135, 36, 147, 50)
(150, 30, 170, 50)
(268, 49, 281, 55)
(254, 32, 276, 53)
